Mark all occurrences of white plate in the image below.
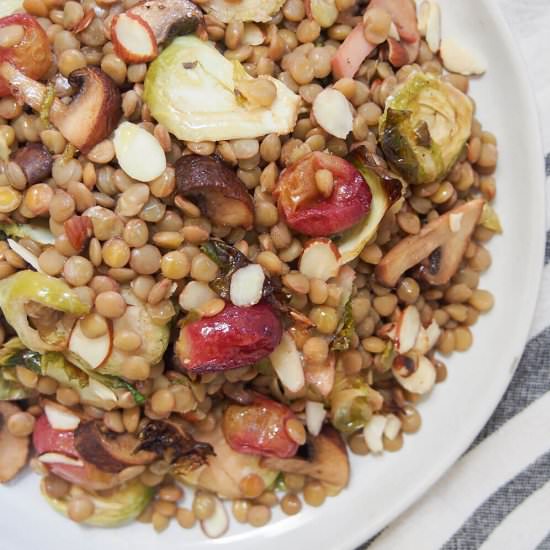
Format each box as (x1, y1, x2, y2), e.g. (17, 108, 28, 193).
(0, 0, 546, 548)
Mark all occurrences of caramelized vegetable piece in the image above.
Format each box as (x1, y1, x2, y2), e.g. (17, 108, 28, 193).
(12, 144, 52, 185)
(74, 420, 157, 474)
(0, 14, 51, 98)
(172, 424, 278, 499)
(129, 0, 203, 42)
(0, 64, 121, 154)
(175, 303, 282, 373)
(175, 155, 254, 229)
(201, 0, 285, 23)
(375, 198, 484, 287)
(379, 72, 473, 185)
(33, 414, 145, 490)
(0, 401, 29, 483)
(223, 393, 299, 458)
(276, 151, 372, 237)
(262, 426, 349, 489)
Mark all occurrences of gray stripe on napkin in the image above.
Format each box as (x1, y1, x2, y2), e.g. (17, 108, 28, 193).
(545, 153, 550, 176)
(471, 325, 550, 447)
(539, 533, 550, 550)
(443, 451, 550, 550)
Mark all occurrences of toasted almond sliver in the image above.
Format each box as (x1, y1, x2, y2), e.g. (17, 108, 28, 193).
(425, 0, 441, 53)
(440, 37, 487, 76)
(312, 88, 353, 139)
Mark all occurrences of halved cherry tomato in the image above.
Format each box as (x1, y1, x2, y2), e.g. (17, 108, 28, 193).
(275, 151, 372, 237)
(222, 393, 299, 458)
(0, 14, 51, 97)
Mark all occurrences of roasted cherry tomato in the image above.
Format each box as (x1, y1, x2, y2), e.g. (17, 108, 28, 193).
(222, 393, 299, 458)
(0, 14, 51, 97)
(276, 151, 372, 237)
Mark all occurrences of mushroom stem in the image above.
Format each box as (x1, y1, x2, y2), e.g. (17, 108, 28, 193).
(0, 63, 122, 154)
(0, 62, 65, 116)
(375, 198, 484, 287)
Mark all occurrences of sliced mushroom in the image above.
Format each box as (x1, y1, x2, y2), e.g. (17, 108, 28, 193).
(0, 64, 121, 154)
(74, 420, 157, 474)
(12, 143, 52, 185)
(129, 0, 203, 43)
(261, 426, 349, 489)
(375, 199, 484, 287)
(0, 401, 29, 483)
(175, 155, 254, 229)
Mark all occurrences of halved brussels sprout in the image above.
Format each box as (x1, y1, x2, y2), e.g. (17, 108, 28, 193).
(41, 478, 154, 527)
(65, 288, 169, 379)
(379, 72, 473, 185)
(0, 337, 143, 409)
(144, 36, 300, 142)
(0, 222, 54, 245)
(336, 148, 403, 264)
(0, 271, 89, 353)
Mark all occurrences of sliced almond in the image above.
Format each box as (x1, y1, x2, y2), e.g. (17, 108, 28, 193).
(440, 37, 487, 76)
(363, 415, 386, 454)
(312, 88, 353, 139)
(113, 122, 166, 182)
(38, 453, 84, 467)
(414, 319, 441, 353)
(230, 264, 265, 307)
(425, 0, 441, 53)
(305, 401, 326, 437)
(383, 414, 402, 440)
(395, 306, 421, 354)
(269, 331, 305, 393)
(111, 13, 158, 64)
(7, 238, 41, 272)
(299, 238, 341, 282)
(180, 281, 217, 312)
(388, 21, 400, 41)
(44, 402, 81, 431)
(68, 319, 112, 370)
(201, 495, 229, 539)
(393, 354, 436, 395)
(242, 23, 265, 45)
(417, 0, 430, 36)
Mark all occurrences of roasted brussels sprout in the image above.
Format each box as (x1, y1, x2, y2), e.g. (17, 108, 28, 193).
(143, 36, 300, 142)
(379, 72, 473, 185)
(0, 271, 89, 353)
(41, 478, 154, 527)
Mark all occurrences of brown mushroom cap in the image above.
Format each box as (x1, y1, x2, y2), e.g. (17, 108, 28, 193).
(0, 402, 29, 483)
(175, 155, 254, 229)
(129, 0, 204, 43)
(375, 198, 484, 287)
(261, 426, 350, 489)
(0, 63, 121, 156)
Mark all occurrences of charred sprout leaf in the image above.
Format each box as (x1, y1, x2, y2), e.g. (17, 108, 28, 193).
(379, 72, 473, 185)
(41, 478, 154, 527)
(479, 203, 503, 234)
(103, 376, 146, 406)
(0, 338, 41, 373)
(331, 298, 354, 351)
(137, 418, 214, 467)
(201, 239, 250, 299)
(0, 372, 31, 400)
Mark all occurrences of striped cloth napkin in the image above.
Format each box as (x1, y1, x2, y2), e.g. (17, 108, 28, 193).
(365, 1, 550, 548)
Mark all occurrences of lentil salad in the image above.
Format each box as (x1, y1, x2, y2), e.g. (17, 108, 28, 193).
(0, 0, 500, 538)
